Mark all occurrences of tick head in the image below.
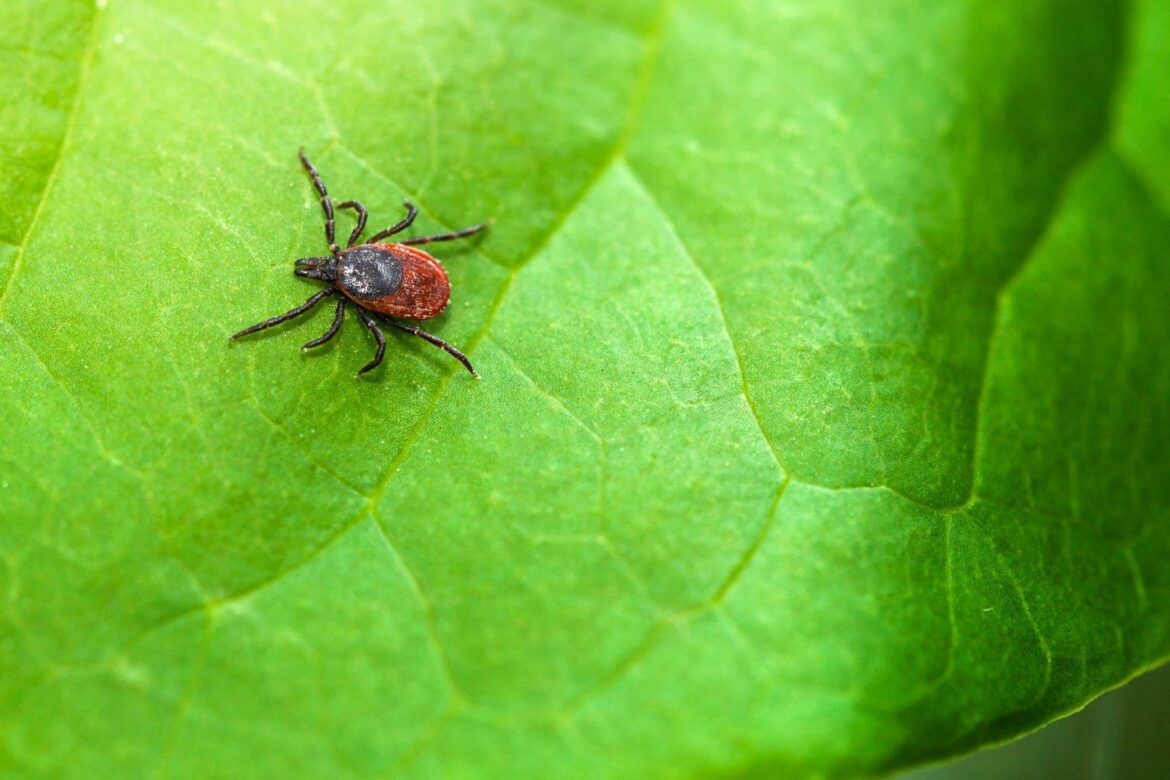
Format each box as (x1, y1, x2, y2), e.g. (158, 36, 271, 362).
(294, 255, 337, 282)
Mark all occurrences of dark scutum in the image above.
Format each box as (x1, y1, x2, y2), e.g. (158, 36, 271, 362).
(339, 245, 404, 299)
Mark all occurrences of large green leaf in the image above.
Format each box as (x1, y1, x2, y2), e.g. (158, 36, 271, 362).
(2, 0, 1168, 776)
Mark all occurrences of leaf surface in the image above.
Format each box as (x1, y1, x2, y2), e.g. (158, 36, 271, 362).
(2, 0, 1169, 776)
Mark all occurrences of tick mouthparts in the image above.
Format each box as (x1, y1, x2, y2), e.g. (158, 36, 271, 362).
(294, 256, 335, 280)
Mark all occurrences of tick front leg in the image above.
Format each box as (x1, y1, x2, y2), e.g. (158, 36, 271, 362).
(383, 318, 479, 378)
(302, 297, 346, 349)
(401, 222, 487, 246)
(355, 307, 386, 375)
(298, 148, 340, 256)
(231, 288, 333, 340)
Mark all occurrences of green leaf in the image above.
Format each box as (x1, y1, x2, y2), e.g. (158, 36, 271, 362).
(2, 0, 1168, 776)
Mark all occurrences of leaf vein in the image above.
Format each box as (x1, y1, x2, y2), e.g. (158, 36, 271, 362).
(0, 8, 101, 310)
(367, 517, 467, 705)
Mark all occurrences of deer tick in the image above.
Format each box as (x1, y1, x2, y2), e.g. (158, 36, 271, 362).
(231, 149, 486, 377)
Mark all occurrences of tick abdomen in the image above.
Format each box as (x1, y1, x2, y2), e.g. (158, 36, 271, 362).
(339, 243, 450, 320)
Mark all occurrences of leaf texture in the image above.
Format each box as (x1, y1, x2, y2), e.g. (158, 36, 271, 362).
(1, 0, 1169, 777)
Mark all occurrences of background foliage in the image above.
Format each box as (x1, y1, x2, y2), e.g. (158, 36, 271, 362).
(2, 0, 1169, 776)
(904, 662, 1170, 779)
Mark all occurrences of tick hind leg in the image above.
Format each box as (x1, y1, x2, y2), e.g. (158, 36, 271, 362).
(302, 297, 346, 350)
(299, 148, 340, 256)
(231, 289, 333, 340)
(355, 307, 386, 375)
(402, 223, 487, 247)
(384, 318, 478, 377)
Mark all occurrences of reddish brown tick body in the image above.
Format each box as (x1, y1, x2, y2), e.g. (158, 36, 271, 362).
(323, 243, 451, 320)
(231, 149, 486, 377)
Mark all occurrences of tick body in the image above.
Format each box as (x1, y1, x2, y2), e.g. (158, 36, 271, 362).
(231, 149, 486, 377)
(331, 244, 450, 319)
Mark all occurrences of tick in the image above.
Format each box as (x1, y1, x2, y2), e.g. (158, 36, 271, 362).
(231, 149, 486, 377)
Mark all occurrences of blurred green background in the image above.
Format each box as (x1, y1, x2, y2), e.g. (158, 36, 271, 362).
(904, 662, 1169, 779)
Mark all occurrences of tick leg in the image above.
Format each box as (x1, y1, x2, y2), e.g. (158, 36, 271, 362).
(355, 307, 386, 375)
(367, 201, 419, 243)
(231, 288, 333, 340)
(337, 200, 367, 247)
(401, 223, 487, 246)
(298, 148, 340, 256)
(383, 318, 479, 378)
(302, 297, 346, 349)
